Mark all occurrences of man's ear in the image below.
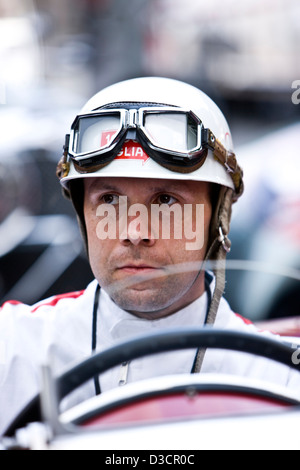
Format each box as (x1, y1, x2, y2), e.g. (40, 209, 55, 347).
(69, 179, 89, 256)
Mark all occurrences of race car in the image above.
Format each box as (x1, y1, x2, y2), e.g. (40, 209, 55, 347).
(2, 325, 300, 451)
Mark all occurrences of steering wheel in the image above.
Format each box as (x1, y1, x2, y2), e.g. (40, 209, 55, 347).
(5, 328, 300, 436)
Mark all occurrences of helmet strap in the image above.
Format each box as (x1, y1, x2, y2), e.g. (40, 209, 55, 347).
(193, 187, 234, 373)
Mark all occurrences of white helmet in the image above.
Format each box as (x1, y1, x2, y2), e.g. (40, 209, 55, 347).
(59, 77, 242, 197)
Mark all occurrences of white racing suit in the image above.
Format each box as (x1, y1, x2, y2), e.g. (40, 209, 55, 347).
(0, 277, 299, 435)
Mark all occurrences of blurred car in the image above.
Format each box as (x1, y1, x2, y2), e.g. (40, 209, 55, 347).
(225, 122, 300, 322)
(0, 101, 94, 304)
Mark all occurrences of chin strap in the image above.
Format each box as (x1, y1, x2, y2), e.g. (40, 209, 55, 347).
(193, 187, 233, 373)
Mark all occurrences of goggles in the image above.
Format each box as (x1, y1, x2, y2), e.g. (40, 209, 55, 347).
(62, 105, 243, 197)
(66, 106, 219, 171)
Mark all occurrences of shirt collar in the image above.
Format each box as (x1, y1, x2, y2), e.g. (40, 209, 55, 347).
(98, 286, 209, 345)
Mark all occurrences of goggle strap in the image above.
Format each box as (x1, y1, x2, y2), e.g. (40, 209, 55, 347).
(56, 134, 71, 180)
(212, 137, 244, 199)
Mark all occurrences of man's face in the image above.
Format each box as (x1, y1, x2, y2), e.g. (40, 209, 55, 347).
(84, 177, 212, 319)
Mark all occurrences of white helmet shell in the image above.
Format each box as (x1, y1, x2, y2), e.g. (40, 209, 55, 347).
(61, 77, 235, 190)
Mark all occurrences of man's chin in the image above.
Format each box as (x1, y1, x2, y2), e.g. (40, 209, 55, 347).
(108, 287, 176, 319)
(101, 270, 205, 319)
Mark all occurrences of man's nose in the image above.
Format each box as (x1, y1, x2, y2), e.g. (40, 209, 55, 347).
(119, 211, 156, 247)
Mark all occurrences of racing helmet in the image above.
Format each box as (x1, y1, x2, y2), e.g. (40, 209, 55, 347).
(57, 77, 244, 362)
(59, 77, 242, 194)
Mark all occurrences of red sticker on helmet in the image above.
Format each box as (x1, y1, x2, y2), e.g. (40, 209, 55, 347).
(101, 130, 118, 147)
(116, 141, 149, 165)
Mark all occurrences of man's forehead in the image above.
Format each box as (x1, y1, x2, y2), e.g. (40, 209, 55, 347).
(85, 176, 208, 193)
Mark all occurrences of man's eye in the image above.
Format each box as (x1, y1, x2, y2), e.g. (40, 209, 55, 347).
(157, 194, 176, 205)
(102, 194, 119, 205)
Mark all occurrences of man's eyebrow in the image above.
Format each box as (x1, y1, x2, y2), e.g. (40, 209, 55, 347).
(88, 181, 120, 192)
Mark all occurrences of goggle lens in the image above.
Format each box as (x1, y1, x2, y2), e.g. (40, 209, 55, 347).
(73, 113, 121, 155)
(71, 108, 201, 160)
(143, 112, 198, 153)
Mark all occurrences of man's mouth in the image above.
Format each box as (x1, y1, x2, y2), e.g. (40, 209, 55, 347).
(117, 264, 160, 274)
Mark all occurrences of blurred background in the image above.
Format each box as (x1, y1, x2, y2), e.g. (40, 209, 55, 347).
(0, 0, 299, 321)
